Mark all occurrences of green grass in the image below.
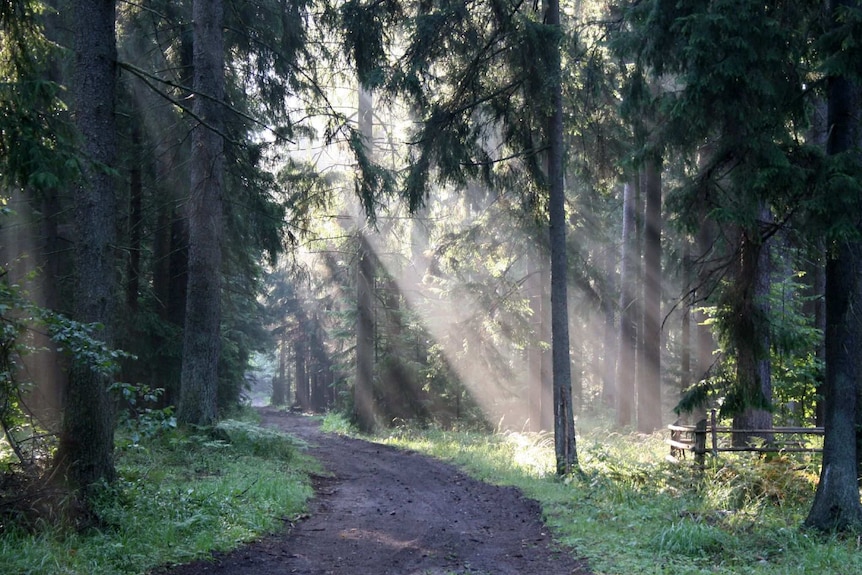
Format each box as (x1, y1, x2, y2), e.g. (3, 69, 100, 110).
(320, 411, 357, 435)
(0, 419, 315, 575)
(5, 410, 851, 575)
(377, 420, 862, 575)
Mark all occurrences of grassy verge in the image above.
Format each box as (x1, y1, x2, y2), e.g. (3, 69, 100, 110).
(0, 417, 315, 575)
(357, 416, 861, 575)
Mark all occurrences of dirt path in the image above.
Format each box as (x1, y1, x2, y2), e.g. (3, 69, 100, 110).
(154, 408, 591, 575)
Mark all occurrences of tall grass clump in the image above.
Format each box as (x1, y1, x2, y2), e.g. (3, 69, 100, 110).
(320, 411, 356, 435)
(0, 419, 314, 575)
(379, 417, 862, 575)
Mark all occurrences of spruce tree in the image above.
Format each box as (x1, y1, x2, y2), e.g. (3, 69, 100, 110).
(804, 0, 862, 533)
(55, 0, 119, 492)
(611, 0, 819, 434)
(177, 0, 225, 427)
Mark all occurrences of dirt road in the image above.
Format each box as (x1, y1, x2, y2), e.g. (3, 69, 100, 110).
(154, 408, 590, 575)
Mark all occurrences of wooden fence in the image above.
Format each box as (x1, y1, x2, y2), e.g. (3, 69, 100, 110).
(666, 409, 823, 466)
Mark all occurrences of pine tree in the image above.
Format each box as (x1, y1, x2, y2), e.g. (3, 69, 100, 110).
(804, 0, 862, 533)
(639, 155, 662, 433)
(55, 0, 119, 492)
(616, 180, 637, 427)
(177, 0, 225, 426)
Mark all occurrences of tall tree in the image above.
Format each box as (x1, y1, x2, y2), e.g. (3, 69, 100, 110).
(354, 83, 376, 432)
(805, 0, 862, 532)
(271, 337, 288, 406)
(55, 0, 119, 491)
(729, 208, 773, 446)
(178, 0, 225, 426)
(354, 234, 376, 431)
(527, 244, 552, 431)
(616, 180, 637, 426)
(294, 338, 309, 410)
(546, 0, 577, 474)
(638, 155, 662, 432)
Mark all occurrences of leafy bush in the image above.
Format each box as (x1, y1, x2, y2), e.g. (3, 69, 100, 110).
(110, 383, 176, 447)
(1, 269, 132, 469)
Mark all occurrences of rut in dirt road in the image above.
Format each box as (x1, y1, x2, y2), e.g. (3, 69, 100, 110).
(154, 408, 591, 575)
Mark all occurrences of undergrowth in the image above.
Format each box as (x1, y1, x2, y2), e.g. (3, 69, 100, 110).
(0, 418, 314, 575)
(376, 418, 861, 575)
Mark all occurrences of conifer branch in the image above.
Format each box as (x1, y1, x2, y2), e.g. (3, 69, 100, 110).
(118, 60, 295, 145)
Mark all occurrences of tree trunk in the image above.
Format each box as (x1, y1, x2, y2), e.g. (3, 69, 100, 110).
(807, 99, 829, 428)
(805, 243, 862, 530)
(638, 156, 662, 433)
(271, 338, 287, 406)
(812, 246, 827, 427)
(806, 7, 862, 527)
(153, 13, 192, 333)
(295, 339, 309, 411)
(152, 184, 173, 318)
(311, 320, 328, 412)
(178, 0, 225, 427)
(601, 244, 617, 409)
(526, 248, 542, 431)
(151, 194, 186, 408)
(527, 244, 552, 431)
(546, 0, 578, 475)
(354, 82, 376, 432)
(680, 240, 692, 418)
(355, 235, 375, 431)
(616, 180, 637, 427)
(55, 0, 118, 492)
(692, 215, 716, 423)
(731, 207, 773, 446)
(126, 123, 143, 313)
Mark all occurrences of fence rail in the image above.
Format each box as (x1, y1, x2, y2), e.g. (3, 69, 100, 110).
(667, 409, 823, 465)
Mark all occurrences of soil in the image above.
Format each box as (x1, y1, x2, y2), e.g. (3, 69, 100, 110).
(153, 408, 592, 575)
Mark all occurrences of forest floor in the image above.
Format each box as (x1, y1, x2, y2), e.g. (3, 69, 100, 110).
(152, 407, 591, 575)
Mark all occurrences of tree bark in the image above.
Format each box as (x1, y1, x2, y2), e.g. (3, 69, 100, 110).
(731, 207, 773, 446)
(295, 339, 310, 411)
(310, 319, 328, 412)
(354, 83, 376, 432)
(805, 242, 862, 530)
(812, 246, 827, 427)
(601, 244, 617, 409)
(616, 180, 637, 427)
(638, 156, 663, 432)
(680, 240, 692, 417)
(355, 235, 375, 431)
(546, 0, 578, 475)
(807, 99, 828, 427)
(126, 123, 143, 313)
(55, 0, 118, 492)
(806, 4, 862, 527)
(526, 243, 553, 431)
(271, 338, 287, 406)
(178, 0, 225, 426)
(692, 212, 716, 423)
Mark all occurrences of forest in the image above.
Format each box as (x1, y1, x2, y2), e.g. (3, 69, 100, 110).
(1, 0, 862, 573)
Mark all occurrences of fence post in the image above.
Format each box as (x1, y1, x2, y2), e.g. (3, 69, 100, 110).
(695, 418, 707, 468)
(710, 409, 718, 457)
